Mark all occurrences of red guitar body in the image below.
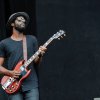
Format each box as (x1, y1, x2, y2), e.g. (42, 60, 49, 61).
(1, 60, 31, 94)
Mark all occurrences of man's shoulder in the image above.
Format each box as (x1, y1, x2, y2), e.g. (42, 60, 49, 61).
(0, 38, 11, 49)
(26, 35, 37, 41)
(26, 35, 37, 38)
(0, 37, 10, 44)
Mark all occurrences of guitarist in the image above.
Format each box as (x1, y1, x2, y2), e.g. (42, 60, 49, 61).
(0, 12, 47, 100)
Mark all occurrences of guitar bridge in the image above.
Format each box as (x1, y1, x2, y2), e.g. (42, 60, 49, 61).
(2, 77, 15, 89)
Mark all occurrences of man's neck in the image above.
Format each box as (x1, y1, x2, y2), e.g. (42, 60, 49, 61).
(11, 28, 25, 41)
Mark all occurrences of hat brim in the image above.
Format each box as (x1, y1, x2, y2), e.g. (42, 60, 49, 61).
(7, 12, 30, 29)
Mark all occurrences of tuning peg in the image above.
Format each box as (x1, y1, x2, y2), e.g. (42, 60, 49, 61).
(64, 34, 66, 36)
(61, 36, 63, 38)
(58, 38, 60, 40)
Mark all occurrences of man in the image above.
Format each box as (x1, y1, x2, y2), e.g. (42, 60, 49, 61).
(0, 12, 46, 100)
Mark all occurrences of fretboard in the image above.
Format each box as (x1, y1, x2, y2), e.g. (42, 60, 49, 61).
(24, 37, 54, 68)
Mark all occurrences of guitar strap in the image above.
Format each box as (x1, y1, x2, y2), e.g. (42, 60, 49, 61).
(22, 35, 27, 61)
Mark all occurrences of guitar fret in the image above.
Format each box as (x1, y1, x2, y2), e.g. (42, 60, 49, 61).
(43, 38, 53, 47)
(24, 51, 40, 67)
(24, 39, 53, 68)
(23, 30, 65, 68)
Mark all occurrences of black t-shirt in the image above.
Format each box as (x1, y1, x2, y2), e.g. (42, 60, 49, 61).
(0, 35, 38, 91)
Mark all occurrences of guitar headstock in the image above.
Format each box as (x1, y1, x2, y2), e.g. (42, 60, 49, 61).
(52, 30, 66, 40)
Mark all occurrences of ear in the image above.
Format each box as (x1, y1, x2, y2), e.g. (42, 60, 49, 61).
(11, 23, 14, 27)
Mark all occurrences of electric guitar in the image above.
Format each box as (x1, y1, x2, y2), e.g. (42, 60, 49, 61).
(0, 30, 65, 94)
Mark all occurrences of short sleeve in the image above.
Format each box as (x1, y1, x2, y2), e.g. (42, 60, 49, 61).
(0, 41, 6, 57)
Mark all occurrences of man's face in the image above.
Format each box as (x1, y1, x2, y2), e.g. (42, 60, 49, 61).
(13, 16, 26, 32)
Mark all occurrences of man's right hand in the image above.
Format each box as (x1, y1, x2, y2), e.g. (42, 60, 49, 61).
(8, 70, 21, 78)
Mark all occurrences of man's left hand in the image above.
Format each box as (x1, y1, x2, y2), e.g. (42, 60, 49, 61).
(39, 46, 47, 56)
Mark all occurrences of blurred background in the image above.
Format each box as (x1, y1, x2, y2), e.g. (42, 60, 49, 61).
(0, 0, 100, 100)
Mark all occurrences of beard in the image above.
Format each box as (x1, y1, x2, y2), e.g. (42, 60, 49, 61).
(15, 25, 26, 33)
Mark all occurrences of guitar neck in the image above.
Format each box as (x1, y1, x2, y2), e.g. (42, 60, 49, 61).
(24, 37, 54, 68)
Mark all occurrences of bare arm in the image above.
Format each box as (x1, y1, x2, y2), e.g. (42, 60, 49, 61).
(0, 57, 10, 75)
(0, 57, 20, 78)
(34, 55, 42, 64)
(34, 46, 47, 64)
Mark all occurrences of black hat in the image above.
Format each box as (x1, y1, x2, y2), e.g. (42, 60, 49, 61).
(7, 12, 30, 29)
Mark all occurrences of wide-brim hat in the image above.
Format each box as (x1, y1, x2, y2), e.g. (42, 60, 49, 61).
(7, 12, 30, 29)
